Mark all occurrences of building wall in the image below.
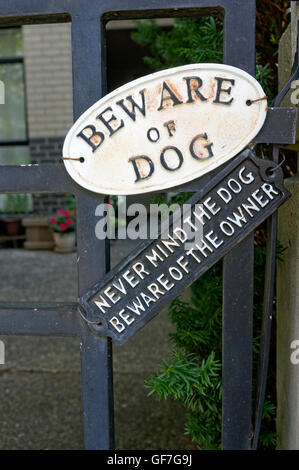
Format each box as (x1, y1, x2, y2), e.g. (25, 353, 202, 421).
(23, 23, 73, 140)
(23, 23, 73, 215)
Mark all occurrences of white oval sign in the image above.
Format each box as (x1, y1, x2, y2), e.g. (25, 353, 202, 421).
(63, 64, 267, 195)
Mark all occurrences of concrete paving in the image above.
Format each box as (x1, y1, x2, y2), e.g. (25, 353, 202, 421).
(0, 241, 195, 450)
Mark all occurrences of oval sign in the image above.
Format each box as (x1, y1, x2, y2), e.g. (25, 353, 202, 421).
(63, 64, 267, 195)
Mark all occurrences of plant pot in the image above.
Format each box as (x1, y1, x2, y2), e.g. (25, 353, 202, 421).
(3, 218, 22, 236)
(53, 232, 76, 253)
(22, 216, 54, 250)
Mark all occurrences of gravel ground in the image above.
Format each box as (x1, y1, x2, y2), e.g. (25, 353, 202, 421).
(0, 241, 194, 450)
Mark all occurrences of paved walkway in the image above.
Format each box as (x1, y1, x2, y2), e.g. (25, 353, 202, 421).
(0, 241, 194, 450)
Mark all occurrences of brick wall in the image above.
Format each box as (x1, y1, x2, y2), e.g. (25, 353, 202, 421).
(23, 23, 73, 215)
(23, 23, 73, 140)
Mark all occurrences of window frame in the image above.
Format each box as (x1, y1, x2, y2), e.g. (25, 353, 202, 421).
(0, 26, 29, 149)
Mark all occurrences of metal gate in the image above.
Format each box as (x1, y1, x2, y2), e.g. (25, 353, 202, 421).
(0, 0, 296, 450)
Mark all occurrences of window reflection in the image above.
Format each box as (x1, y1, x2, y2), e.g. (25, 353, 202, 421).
(0, 27, 28, 166)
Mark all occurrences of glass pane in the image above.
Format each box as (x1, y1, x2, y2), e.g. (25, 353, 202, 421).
(0, 28, 23, 58)
(0, 63, 27, 141)
(0, 145, 29, 165)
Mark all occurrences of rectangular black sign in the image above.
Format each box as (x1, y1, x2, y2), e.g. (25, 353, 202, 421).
(79, 149, 290, 345)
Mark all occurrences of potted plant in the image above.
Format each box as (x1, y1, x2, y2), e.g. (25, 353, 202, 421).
(3, 194, 31, 236)
(48, 208, 76, 253)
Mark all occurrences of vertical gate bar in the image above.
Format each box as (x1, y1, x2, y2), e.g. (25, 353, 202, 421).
(222, 0, 256, 449)
(222, 234, 254, 449)
(71, 14, 114, 449)
(80, 325, 114, 450)
(70, 14, 106, 120)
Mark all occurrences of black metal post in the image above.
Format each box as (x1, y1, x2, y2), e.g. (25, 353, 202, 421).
(222, 0, 256, 449)
(71, 13, 114, 449)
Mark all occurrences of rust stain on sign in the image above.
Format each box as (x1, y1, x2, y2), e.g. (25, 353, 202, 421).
(63, 64, 268, 195)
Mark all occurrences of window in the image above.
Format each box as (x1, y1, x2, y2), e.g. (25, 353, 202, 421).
(0, 27, 29, 166)
(0, 28, 29, 212)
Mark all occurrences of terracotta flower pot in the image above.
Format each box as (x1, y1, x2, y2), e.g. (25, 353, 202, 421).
(53, 232, 76, 253)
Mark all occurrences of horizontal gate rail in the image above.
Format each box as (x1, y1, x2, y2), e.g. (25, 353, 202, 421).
(0, 302, 81, 337)
(0, 106, 295, 194)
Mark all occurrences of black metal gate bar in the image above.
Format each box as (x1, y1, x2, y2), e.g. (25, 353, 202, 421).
(71, 12, 112, 448)
(0, 0, 296, 451)
(222, 0, 256, 449)
(0, 303, 80, 336)
(222, 235, 254, 449)
(76, 192, 113, 449)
